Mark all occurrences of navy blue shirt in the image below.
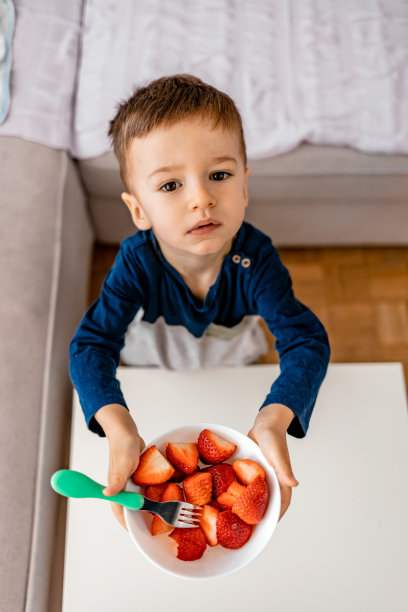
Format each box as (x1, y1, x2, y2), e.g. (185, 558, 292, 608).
(70, 222, 330, 437)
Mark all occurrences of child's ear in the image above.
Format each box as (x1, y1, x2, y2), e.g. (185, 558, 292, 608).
(243, 167, 251, 208)
(121, 192, 152, 230)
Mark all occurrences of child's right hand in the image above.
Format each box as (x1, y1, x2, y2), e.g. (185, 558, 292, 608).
(94, 403, 146, 530)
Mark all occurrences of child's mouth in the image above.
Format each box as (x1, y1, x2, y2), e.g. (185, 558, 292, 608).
(189, 222, 220, 236)
(189, 219, 221, 236)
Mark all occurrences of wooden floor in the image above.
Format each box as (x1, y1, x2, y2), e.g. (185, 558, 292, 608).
(89, 244, 408, 387)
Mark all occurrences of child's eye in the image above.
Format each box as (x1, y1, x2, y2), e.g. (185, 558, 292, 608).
(160, 181, 180, 192)
(211, 171, 231, 181)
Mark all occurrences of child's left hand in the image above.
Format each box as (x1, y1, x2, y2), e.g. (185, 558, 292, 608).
(247, 403, 299, 520)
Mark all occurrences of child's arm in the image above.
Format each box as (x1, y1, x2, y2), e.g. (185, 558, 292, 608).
(95, 403, 146, 530)
(247, 235, 330, 518)
(69, 241, 147, 528)
(248, 403, 298, 520)
(250, 240, 330, 439)
(69, 240, 145, 436)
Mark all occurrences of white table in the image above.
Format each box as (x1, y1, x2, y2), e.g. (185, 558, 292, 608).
(63, 364, 408, 612)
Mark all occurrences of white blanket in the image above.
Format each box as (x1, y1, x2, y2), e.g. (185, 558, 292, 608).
(1, 0, 408, 158)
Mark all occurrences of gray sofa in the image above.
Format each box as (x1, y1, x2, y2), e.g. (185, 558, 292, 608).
(81, 145, 408, 246)
(1, 2, 408, 611)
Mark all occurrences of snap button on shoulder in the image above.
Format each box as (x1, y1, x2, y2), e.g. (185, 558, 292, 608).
(241, 257, 251, 268)
(232, 254, 241, 264)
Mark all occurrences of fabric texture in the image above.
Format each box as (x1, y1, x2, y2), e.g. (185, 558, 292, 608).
(1, 0, 407, 158)
(0, 0, 15, 123)
(70, 222, 330, 438)
(65, 0, 408, 158)
(0, 136, 94, 612)
(0, 0, 83, 148)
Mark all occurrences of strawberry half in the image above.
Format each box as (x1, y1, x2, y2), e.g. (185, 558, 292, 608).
(183, 472, 213, 506)
(145, 483, 167, 502)
(232, 459, 265, 485)
(232, 474, 269, 525)
(132, 445, 175, 486)
(216, 480, 247, 510)
(166, 442, 199, 474)
(207, 463, 235, 497)
(169, 468, 186, 483)
(216, 510, 252, 549)
(198, 429, 237, 464)
(151, 482, 184, 535)
(200, 504, 220, 546)
(169, 527, 207, 561)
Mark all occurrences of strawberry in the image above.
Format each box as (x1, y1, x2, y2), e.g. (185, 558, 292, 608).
(199, 504, 220, 546)
(169, 527, 207, 561)
(216, 510, 252, 549)
(207, 463, 235, 497)
(166, 442, 199, 474)
(169, 468, 187, 483)
(232, 459, 265, 485)
(132, 445, 175, 486)
(151, 482, 183, 535)
(207, 498, 222, 510)
(145, 483, 167, 502)
(216, 491, 235, 510)
(232, 474, 269, 524)
(228, 480, 247, 498)
(183, 472, 213, 506)
(198, 429, 237, 464)
(216, 480, 246, 510)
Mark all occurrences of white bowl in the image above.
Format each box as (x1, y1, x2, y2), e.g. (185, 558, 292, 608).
(124, 422, 281, 580)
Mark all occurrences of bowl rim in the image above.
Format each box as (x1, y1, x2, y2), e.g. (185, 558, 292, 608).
(124, 421, 281, 580)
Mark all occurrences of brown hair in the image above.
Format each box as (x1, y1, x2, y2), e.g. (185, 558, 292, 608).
(108, 74, 247, 192)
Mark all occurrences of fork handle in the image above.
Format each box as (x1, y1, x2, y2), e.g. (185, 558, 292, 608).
(50, 469, 145, 510)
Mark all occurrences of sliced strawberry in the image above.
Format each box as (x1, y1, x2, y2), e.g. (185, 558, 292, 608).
(216, 510, 252, 549)
(232, 459, 265, 485)
(145, 483, 167, 502)
(232, 474, 269, 525)
(198, 429, 237, 464)
(216, 491, 236, 510)
(207, 498, 222, 510)
(216, 481, 244, 508)
(169, 527, 207, 561)
(216, 480, 246, 510)
(151, 482, 183, 535)
(183, 472, 213, 506)
(207, 463, 235, 497)
(169, 468, 186, 483)
(132, 445, 175, 486)
(228, 480, 247, 498)
(200, 504, 220, 546)
(166, 442, 199, 474)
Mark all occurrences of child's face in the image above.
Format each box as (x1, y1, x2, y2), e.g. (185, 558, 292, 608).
(121, 117, 251, 261)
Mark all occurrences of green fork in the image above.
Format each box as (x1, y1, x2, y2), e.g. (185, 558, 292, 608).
(50, 469, 202, 527)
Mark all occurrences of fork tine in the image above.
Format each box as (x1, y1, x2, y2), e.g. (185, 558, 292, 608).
(179, 505, 202, 516)
(175, 503, 203, 528)
(139, 496, 203, 528)
(180, 502, 202, 511)
(175, 518, 201, 527)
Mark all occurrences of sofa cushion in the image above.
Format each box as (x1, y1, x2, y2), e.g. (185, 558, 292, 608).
(0, 136, 93, 612)
(77, 144, 408, 245)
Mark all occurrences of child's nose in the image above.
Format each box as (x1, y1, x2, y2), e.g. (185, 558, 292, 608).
(188, 182, 215, 211)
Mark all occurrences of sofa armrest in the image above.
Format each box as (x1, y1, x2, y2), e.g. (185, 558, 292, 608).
(0, 136, 94, 612)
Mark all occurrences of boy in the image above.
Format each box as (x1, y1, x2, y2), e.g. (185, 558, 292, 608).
(69, 74, 330, 530)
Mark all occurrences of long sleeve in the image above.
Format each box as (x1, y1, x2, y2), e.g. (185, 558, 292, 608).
(252, 244, 330, 437)
(69, 243, 144, 435)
